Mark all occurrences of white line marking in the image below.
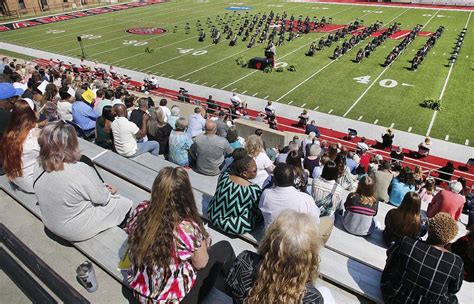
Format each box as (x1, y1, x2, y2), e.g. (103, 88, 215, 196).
(252, 93, 258, 97)
(445, 135, 450, 141)
(314, 106, 319, 110)
(201, 82, 207, 86)
(408, 127, 412, 132)
(374, 119, 379, 124)
(301, 103, 306, 108)
(241, 90, 247, 94)
(466, 139, 470, 146)
(192, 80, 198, 84)
(389, 123, 395, 129)
(402, 83, 414, 87)
(264, 95, 269, 99)
(211, 83, 217, 88)
(344, 9, 434, 118)
(168, 75, 174, 78)
(276, 60, 335, 101)
(358, 116, 363, 121)
(177, 47, 249, 79)
(184, 78, 190, 82)
(328, 109, 333, 114)
(288, 100, 294, 105)
(160, 73, 166, 77)
(231, 88, 237, 92)
(427, 11, 471, 136)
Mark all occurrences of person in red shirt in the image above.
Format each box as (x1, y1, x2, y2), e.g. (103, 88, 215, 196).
(427, 181, 465, 221)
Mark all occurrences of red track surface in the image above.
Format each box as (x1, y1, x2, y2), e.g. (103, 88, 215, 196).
(32, 58, 474, 186)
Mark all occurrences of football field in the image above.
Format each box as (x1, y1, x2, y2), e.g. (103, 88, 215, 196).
(1, 0, 473, 145)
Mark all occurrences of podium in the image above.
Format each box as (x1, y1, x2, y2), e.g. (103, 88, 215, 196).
(248, 57, 272, 70)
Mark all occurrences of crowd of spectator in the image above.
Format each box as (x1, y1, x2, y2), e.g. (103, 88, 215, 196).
(0, 56, 473, 303)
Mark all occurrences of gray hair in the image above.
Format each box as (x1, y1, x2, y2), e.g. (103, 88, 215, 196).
(308, 144, 321, 157)
(171, 105, 180, 116)
(175, 117, 188, 131)
(138, 97, 148, 109)
(38, 122, 81, 172)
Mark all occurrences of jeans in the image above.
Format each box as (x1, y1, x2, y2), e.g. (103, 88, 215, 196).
(131, 140, 160, 157)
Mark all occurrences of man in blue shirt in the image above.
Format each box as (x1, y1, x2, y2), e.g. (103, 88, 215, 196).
(72, 99, 99, 133)
(305, 120, 320, 137)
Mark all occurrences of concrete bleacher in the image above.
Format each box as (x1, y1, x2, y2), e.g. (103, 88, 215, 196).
(78, 139, 473, 303)
(1, 138, 472, 303)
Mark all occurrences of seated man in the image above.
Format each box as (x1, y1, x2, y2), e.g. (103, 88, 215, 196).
(187, 107, 206, 138)
(230, 93, 246, 109)
(72, 98, 99, 135)
(190, 120, 233, 176)
(427, 181, 465, 221)
(259, 163, 320, 229)
(111, 104, 160, 157)
(305, 120, 320, 137)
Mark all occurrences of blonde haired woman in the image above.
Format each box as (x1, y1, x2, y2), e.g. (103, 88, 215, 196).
(225, 210, 327, 303)
(147, 106, 172, 155)
(245, 134, 274, 188)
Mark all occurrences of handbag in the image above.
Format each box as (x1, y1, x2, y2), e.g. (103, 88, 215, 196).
(315, 182, 338, 217)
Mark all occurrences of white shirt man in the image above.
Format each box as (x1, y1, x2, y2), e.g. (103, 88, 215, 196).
(230, 93, 242, 107)
(111, 116, 139, 157)
(259, 163, 320, 229)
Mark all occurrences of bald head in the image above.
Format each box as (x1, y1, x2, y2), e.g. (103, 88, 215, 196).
(114, 104, 127, 117)
(205, 120, 217, 134)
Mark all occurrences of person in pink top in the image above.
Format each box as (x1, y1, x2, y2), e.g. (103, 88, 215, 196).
(427, 181, 465, 221)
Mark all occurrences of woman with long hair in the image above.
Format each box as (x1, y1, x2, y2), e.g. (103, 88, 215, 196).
(208, 156, 262, 235)
(1, 100, 39, 193)
(335, 152, 357, 191)
(33, 122, 132, 241)
(383, 192, 428, 246)
(226, 210, 325, 303)
(245, 134, 274, 188)
(38, 83, 60, 125)
(286, 149, 308, 192)
(127, 167, 235, 303)
(147, 106, 172, 155)
(94, 105, 115, 150)
(342, 175, 379, 236)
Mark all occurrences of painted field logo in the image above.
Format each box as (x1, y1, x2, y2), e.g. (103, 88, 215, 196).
(225, 6, 252, 11)
(126, 27, 167, 35)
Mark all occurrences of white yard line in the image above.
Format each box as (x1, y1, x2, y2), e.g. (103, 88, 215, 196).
(177, 48, 250, 79)
(374, 119, 379, 124)
(314, 106, 319, 110)
(389, 123, 395, 129)
(110, 36, 198, 65)
(408, 126, 412, 132)
(219, 5, 357, 90)
(241, 90, 247, 94)
(142, 44, 213, 72)
(276, 8, 407, 103)
(445, 135, 450, 141)
(328, 109, 333, 114)
(288, 100, 294, 105)
(466, 140, 470, 146)
(252, 93, 258, 97)
(343, 8, 434, 118)
(358, 116, 363, 121)
(301, 103, 306, 108)
(17, 2, 199, 46)
(426, 11, 472, 136)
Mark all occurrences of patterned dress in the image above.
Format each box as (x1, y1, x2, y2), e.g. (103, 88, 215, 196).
(207, 172, 262, 235)
(125, 201, 203, 303)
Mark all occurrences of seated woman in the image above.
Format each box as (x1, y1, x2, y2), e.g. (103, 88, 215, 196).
(207, 156, 262, 235)
(33, 122, 133, 242)
(303, 144, 321, 176)
(383, 192, 428, 246)
(448, 226, 473, 282)
(335, 152, 357, 191)
(417, 137, 432, 158)
(1, 100, 40, 193)
(389, 167, 415, 207)
(168, 118, 193, 167)
(226, 126, 243, 150)
(286, 150, 308, 192)
(126, 167, 235, 303)
(381, 212, 463, 303)
(312, 160, 344, 243)
(246, 135, 274, 188)
(226, 210, 327, 304)
(343, 175, 378, 236)
(94, 105, 114, 150)
(147, 107, 172, 155)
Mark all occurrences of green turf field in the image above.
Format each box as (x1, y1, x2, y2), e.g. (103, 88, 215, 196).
(1, 1, 473, 145)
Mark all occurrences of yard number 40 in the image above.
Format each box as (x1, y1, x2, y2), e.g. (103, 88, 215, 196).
(353, 75, 398, 88)
(177, 48, 208, 56)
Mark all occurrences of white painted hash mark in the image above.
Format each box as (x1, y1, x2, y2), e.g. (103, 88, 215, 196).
(445, 135, 449, 141)
(358, 116, 363, 121)
(328, 109, 333, 114)
(408, 127, 412, 132)
(374, 119, 379, 124)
